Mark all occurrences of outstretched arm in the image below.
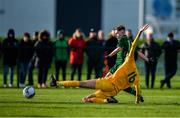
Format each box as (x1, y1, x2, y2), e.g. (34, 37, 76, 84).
(128, 24, 150, 58)
(134, 84, 141, 104)
(133, 73, 143, 104)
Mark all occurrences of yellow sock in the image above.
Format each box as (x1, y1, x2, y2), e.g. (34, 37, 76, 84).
(57, 81, 80, 87)
(90, 98, 107, 103)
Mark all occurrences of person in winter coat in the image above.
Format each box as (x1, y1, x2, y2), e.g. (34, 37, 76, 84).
(160, 32, 180, 88)
(68, 28, 86, 81)
(34, 30, 54, 88)
(18, 32, 34, 88)
(141, 33, 162, 89)
(86, 28, 104, 80)
(28, 31, 39, 86)
(2, 29, 19, 87)
(54, 29, 68, 81)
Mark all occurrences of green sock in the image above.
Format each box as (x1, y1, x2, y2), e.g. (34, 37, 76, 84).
(123, 87, 136, 96)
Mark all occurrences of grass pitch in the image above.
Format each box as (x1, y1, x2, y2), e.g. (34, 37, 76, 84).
(0, 76, 180, 117)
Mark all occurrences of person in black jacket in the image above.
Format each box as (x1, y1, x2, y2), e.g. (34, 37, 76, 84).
(97, 30, 106, 77)
(18, 32, 34, 88)
(28, 31, 39, 86)
(2, 29, 19, 88)
(86, 28, 103, 80)
(141, 33, 162, 89)
(160, 32, 180, 88)
(104, 30, 118, 69)
(34, 30, 53, 88)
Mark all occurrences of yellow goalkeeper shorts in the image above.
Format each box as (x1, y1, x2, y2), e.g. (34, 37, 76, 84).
(94, 78, 118, 99)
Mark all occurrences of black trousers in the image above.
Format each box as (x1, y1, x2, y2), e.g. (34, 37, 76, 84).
(38, 66, 49, 85)
(55, 60, 67, 81)
(28, 55, 37, 86)
(28, 62, 35, 85)
(71, 64, 82, 81)
(162, 63, 177, 88)
(87, 60, 102, 80)
(145, 61, 157, 88)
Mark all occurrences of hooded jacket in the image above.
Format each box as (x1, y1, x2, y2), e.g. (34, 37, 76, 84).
(2, 29, 19, 66)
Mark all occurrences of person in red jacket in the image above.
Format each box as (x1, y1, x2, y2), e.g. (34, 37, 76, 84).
(68, 28, 86, 81)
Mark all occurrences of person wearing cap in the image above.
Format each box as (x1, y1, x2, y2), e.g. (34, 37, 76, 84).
(18, 32, 34, 88)
(141, 33, 162, 89)
(54, 29, 68, 81)
(2, 29, 19, 87)
(160, 32, 180, 88)
(86, 28, 104, 80)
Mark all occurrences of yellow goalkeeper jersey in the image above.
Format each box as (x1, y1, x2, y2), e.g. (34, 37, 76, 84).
(108, 56, 140, 91)
(107, 31, 141, 92)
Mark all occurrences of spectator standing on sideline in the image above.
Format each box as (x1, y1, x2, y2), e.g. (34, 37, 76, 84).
(68, 28, 85, 81)
(98, 30, 106, 46)
(18, 32, 34, 88)
(32, 31, 39, 45)
(141, 33, 161, 89)
(86, 28, 103, 80)
(160, 32, 180, 88)
(104, 30, 118, 69)
(126, 29, 133, 41)
(54, 29, 68, 81)
(2, 29, 19, 87)
(28, 31, 39, 86)
(34, 30, 53, 88)
(97, 30, 106, 77)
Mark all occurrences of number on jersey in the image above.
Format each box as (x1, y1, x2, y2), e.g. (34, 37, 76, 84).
(128, 72, 137, 83)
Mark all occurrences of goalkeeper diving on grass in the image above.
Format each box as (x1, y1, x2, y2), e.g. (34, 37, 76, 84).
(50, 24, 150, 104)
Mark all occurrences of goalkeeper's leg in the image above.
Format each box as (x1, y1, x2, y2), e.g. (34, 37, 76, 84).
(56, 79, 114, 91)
(57, 80, 97, 89)
(83, 97, 118, 103)
(51, 76, 114, 92)
(83, 97, 108, 103)
(50, 73, 97, 88)
(82, 93, 108, 103)
(82, 90, 117, 104)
